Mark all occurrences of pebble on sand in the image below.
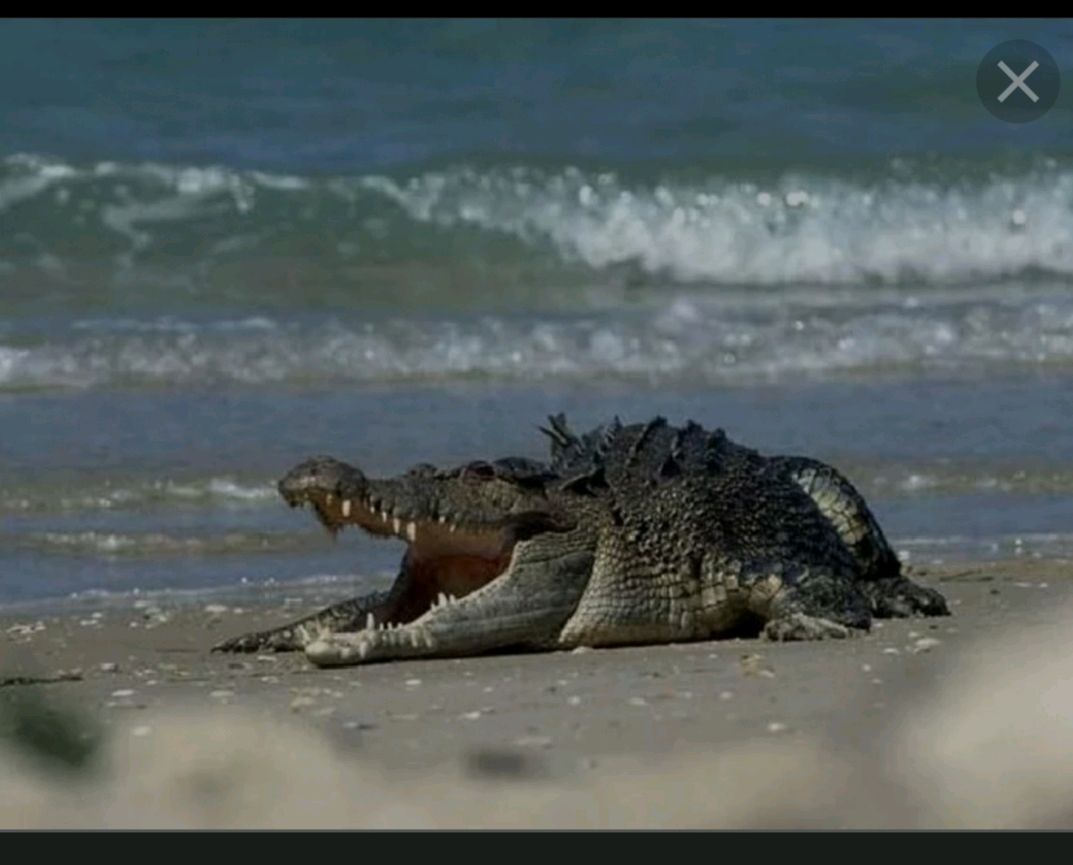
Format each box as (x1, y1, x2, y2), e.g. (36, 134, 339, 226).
(514, 735, 553, 749)
(6, 621, 45, 636)
(739, 654, 776, 678)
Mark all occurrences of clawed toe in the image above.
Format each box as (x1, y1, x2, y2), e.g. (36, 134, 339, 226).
(764, 612, 852, 641)
(213, 629, 302, 654)
(305, 634, 370, 667)
(212, 634, 260, 653)
(868, 579, 950, 619)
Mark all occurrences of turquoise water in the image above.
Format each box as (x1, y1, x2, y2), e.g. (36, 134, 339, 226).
(2, 19, 1073, 605)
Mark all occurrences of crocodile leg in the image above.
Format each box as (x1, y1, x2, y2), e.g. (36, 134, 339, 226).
(304, 545, 594, 667)
(750, 566, 874, 642)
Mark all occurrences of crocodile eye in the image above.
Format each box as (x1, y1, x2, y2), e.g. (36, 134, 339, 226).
(462, 461, 497, 482)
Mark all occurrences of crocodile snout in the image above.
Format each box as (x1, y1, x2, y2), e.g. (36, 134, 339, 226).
(277, 456, 367, 506)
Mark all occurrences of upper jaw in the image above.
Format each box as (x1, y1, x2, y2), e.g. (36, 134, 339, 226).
(277, 456, 570, 543)
(277, 456, 366, 509)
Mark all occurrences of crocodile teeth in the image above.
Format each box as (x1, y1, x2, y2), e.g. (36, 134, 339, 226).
(406, 521, 418, 542)
(325, 493, 334, 505)
(341, 499, 352, 517)
(437, 592, 448, 607)
(437, 516, 447, 524)
(409, 631, 421, 648)
(380, 510, 389, 523)
(366, 612, 375, 630)
(392, 516, 402, 534)
(358, 641, 370, 659)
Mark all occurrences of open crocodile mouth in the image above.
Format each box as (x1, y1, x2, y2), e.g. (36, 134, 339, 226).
(286, 488, 529, 620)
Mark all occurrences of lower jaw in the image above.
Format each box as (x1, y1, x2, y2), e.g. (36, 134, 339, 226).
(305, 495, 517, 617)
(389, 548, 512, 622)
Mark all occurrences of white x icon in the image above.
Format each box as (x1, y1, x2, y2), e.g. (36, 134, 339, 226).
(997, 60, 1040, 103)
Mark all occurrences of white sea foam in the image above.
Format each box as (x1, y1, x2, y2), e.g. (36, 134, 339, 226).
(1, 477, 276, 514)
(3, 154, 1073, 286)
(892, 531, 1073, 560)
(4, 293, 1073, 390)
(23, 530, 312, 557)
(859, 466, 1073, 497)
(360, 165, 1073, 285)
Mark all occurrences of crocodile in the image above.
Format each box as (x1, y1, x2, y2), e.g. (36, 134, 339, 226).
(215, 415, 948, 666)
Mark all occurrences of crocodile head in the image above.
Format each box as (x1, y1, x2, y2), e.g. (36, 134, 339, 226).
(278, 454, 577, 616)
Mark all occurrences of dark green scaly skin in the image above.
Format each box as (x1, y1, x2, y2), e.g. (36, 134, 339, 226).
(214, 415, 948, 666)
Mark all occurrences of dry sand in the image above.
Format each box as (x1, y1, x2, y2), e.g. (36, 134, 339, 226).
(2, 558, 1073, 828)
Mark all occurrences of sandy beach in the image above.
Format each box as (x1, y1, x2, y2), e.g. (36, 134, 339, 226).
(3, 557, 1073, 828)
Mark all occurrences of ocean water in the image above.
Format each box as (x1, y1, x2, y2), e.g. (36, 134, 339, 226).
(3, 19, 1073, 607)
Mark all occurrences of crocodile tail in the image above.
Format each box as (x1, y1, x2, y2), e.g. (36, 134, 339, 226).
(772, 456, 901, 581)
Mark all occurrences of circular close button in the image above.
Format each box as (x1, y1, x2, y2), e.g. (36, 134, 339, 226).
(977, 40, 1060, 123)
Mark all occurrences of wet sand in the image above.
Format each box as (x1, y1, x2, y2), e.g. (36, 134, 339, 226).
(3, 558, 1073, 828)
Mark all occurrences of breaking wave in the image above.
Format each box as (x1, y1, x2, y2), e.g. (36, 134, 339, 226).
(2, 153, 1073, 291)
(362, 162, 1073, 285)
